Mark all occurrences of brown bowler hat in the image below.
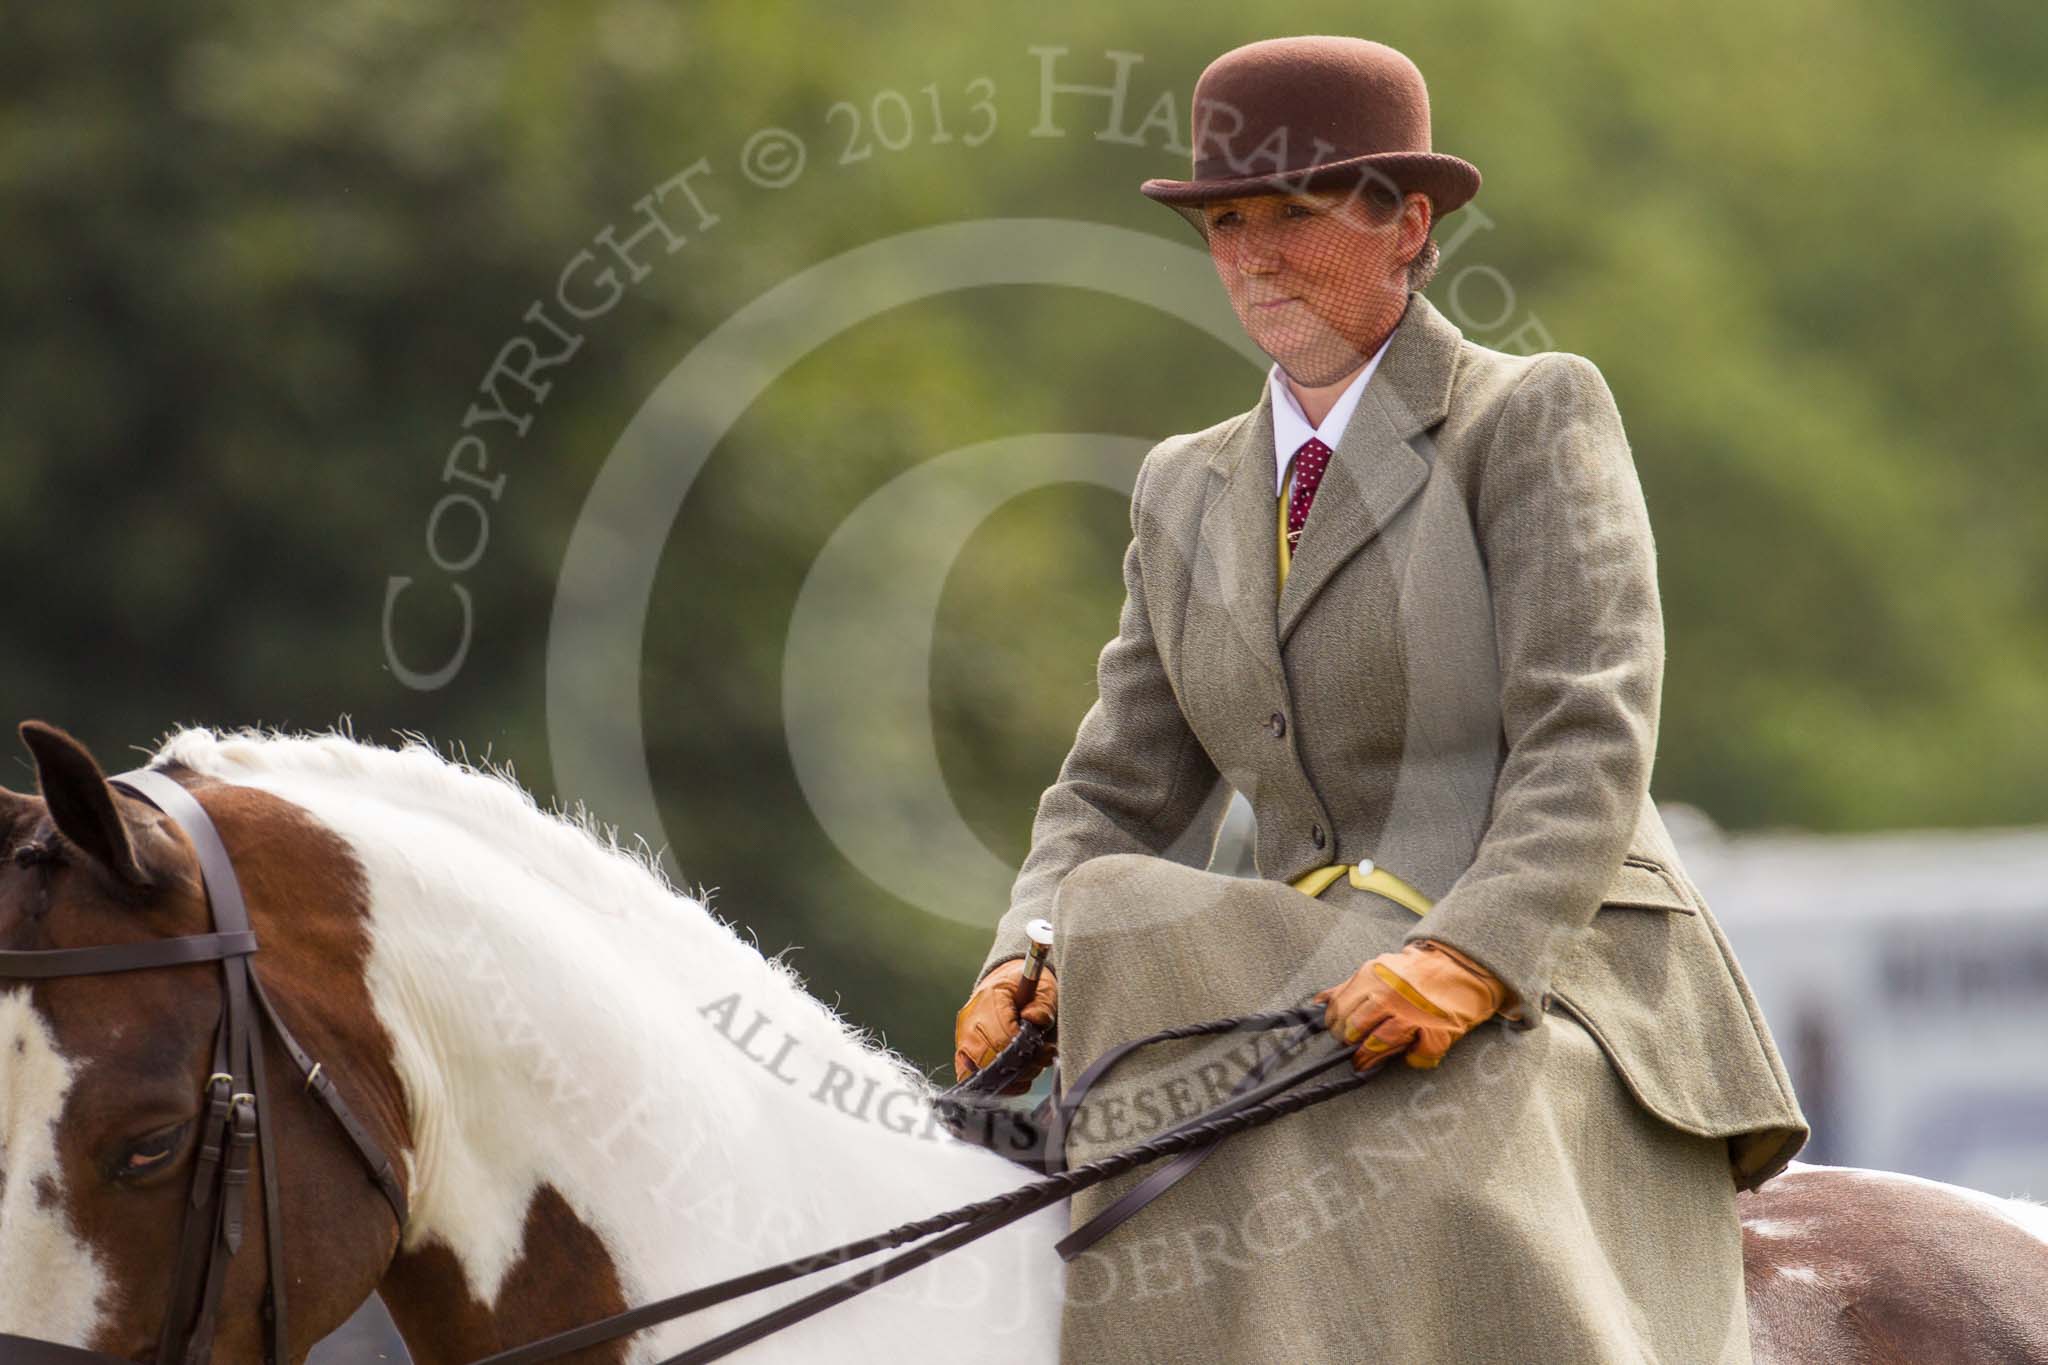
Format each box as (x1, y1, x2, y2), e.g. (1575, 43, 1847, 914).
(1141, 36, 1481, 228)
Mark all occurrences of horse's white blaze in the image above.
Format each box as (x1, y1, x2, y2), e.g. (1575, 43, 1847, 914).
(152, 729, 1065, 1363)
(0, 989, 111, 1347)
(1771, 1264, 1822, 1286)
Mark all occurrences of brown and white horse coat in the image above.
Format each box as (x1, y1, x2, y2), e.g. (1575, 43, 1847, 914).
(0, 726, 1063, 1362)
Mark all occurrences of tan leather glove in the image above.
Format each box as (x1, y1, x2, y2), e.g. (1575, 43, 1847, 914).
(952, 960, 1059, 1095)
(1313, 939, 1510, 1070)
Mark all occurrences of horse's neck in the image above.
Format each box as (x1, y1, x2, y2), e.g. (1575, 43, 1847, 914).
(333, 798, 1032, 1355)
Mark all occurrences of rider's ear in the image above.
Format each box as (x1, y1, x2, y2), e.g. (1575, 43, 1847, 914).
(18, 720, 156, 890)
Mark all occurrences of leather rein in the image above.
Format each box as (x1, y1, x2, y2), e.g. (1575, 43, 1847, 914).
(0, 770, 1393, 1363)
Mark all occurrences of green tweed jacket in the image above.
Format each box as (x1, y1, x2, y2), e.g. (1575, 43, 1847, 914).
(978, 289, 1807, 1187)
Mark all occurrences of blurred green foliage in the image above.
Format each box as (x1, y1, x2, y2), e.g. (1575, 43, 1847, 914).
(3, 1, 2043, 1072)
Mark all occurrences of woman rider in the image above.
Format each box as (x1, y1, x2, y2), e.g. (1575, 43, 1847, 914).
(954, 35, 1806, 1363)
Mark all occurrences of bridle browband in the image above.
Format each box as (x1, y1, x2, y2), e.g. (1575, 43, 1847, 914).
(0, 768, 408, 1365)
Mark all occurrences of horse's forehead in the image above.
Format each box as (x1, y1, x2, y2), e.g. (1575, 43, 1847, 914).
(0, 988, 70, 1140)
(0, 986, 111, 1347)
(0, 980, 161, 1177)
(0, 988, 78, 1181)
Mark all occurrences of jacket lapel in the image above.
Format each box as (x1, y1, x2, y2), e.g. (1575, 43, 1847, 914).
(1195, 388, 1286, 685)
(1192, 293, 1467, 675)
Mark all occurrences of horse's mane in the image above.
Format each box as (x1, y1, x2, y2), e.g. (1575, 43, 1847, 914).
(146, 724, 938, 1102)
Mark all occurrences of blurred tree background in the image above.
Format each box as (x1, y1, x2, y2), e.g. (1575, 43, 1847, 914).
(3, 0, 2043, 1075)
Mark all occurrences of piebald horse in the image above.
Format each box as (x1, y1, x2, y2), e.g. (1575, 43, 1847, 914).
(0, 723, 1063, 1362)
(0, 722, 2042, 1362)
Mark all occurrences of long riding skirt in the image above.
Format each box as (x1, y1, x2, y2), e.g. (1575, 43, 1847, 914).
(1048, 853, 1752, 1364)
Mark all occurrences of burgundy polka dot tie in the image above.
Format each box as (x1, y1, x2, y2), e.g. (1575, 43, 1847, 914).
(1286, 437, 1333, 551)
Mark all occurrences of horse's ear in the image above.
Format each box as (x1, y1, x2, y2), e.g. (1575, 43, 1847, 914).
(19, 721, 154, 889)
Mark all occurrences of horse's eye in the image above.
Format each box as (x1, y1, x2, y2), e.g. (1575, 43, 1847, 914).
(116, 1122, 191, 1181)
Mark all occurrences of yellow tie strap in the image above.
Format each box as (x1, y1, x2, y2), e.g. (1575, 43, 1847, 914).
(1276, 489, 1293, 590)
(1289, 859, 1435, 918)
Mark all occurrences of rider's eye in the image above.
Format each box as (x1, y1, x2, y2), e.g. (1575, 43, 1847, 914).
(114, 1121, 191, 1181)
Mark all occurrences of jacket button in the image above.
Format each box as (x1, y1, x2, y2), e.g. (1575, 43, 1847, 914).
(1310, 823, 1326, 849)
(1266, 711, 1286, 739)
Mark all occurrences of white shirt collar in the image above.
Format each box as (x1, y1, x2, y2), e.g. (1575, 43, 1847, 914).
(1267, 329, 1396, 495)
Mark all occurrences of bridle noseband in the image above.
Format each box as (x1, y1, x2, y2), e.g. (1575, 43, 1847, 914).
(0, 769, 408, 1365)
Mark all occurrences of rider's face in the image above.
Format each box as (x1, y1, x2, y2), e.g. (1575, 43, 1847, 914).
(1201, 185, 1430, 387)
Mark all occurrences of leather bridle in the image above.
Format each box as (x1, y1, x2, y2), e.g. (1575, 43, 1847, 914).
(0, 769, 408, 1365)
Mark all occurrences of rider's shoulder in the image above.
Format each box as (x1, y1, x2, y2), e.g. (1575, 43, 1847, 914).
(1132, 406, 1255, 517)
(1448, 341, 1615, 422)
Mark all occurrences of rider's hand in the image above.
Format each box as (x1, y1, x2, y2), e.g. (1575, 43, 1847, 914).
(1313, 939, 1509, 1070)
(953, 960, 1059, 1095)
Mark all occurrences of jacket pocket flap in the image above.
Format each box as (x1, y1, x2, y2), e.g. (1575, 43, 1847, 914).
(1599, 859, 1697, 914)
